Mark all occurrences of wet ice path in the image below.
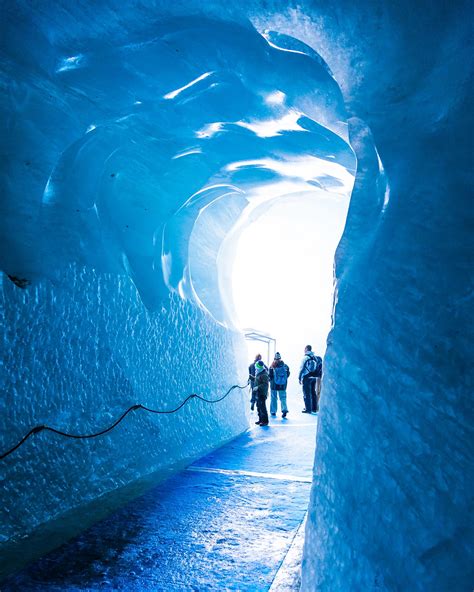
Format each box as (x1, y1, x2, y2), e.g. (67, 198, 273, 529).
(3, 413, 318, 591)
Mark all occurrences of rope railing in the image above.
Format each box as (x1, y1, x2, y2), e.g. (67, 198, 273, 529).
(0, 383, 249, 461)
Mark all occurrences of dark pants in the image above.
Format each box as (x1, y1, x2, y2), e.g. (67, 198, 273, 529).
(257, 394, 269, 424)
(303, 378, 315, 412)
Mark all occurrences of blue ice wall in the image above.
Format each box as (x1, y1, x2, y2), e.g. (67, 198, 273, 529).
(0, 266, 246, 544)
(2, 0, 472, 588)
(0, 1, 355, 561)
(248, 2, 473, 590)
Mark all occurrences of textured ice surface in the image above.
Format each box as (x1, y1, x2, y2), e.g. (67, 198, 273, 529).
(0, 1, 354, 565)
(0, 267, 246, 545)
(1, 414, 317, 589)
(1, 8, 353, 323)
(2, 0, 473, 590)
(252, 3, 473, 591)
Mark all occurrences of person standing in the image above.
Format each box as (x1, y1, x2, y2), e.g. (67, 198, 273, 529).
(298, 345, 319, 414)
(269, 352, 290, 418)
(253, 360, 269, 426)
(248, 353, 267, 411)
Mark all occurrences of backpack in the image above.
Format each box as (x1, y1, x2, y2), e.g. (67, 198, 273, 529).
(305, 356, 322, 378)
(274, 364, 287, 386)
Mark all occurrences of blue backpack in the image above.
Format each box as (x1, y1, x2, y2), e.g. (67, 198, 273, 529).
(274, 365, 287, 386)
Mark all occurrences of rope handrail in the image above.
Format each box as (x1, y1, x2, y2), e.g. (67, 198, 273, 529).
(0, 383, 249, 461)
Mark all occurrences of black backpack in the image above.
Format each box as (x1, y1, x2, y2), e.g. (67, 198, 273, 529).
(305, 356, 322, 378)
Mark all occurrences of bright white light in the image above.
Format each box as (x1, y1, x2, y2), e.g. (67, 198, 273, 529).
(163, 71, 214, 100)
(263, 37, 309, 58)
(172, 148, 202, 160)
(226, 155, 354, 194)
(57, 55, 85, 73)
(376, 150, 391, 212)
(42, 177, 55, 204)
(231, 190, 350, 395)
(236, 111, 306, 138)
(265, 90, 286, 105)
(195, 122, 224, 138)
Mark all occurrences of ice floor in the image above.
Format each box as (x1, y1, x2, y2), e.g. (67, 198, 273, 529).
(2, 412, 317, 591)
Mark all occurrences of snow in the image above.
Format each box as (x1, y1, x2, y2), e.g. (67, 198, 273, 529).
(1, 1, 473, 590)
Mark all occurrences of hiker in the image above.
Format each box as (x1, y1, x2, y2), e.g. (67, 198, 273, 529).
(298, 345, 322, 413)
(253, 360, 269, 426)
(248, 353, 267, 411)
(269, 352, 290, 418)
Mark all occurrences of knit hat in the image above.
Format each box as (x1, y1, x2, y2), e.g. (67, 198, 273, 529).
(255, 360, 265, 371)
(274, 352, 281, 360)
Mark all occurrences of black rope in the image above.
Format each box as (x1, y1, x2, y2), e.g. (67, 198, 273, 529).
(0, 384, 248, 461)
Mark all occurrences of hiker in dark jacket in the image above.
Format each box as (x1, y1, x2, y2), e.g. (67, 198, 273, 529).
(269, 352, 290, 418)
(299, 345, 320, 413)
(248, 353, 267, 411)
(253, 360, 269, 426)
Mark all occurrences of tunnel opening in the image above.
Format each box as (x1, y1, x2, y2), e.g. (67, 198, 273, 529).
(228, 187, 354, 375)
(2, 2, 472, 590)
(0, 9, 370, 585)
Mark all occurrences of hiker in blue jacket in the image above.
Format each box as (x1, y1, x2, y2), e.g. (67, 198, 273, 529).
(269, 352, 290, 418)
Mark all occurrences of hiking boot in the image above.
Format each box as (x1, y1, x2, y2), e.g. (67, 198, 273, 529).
(282, 411, 287, 418)
(255, 420, 261, 425)
(259, 422, 269, 426)
(270, 412, 276, 417)
(302, 409, 310, 413)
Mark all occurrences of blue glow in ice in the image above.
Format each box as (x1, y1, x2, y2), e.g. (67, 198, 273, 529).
(0, 8, 353, 565)
(1, 2, 471, 591)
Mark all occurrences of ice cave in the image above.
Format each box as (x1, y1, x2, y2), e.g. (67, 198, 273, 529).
(0, 1, 472, 590)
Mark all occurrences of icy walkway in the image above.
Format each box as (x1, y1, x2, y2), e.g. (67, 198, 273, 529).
(3, 413, 317, 591)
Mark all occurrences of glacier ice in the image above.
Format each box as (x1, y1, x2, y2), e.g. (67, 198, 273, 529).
(0, 1, 355, 573)
(260, 3, 473, 591)
(1, 0, 473, 590)
(1, 11, 353, 322)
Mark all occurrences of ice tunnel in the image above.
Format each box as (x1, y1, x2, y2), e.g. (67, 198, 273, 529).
(1, 1, 473, 590)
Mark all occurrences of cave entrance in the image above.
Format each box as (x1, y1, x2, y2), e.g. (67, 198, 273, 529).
(228, 185, 354, 389)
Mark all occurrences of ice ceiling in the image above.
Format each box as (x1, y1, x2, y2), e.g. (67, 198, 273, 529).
(2, 1, 472, 590)
(1, 15, 355, 324)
